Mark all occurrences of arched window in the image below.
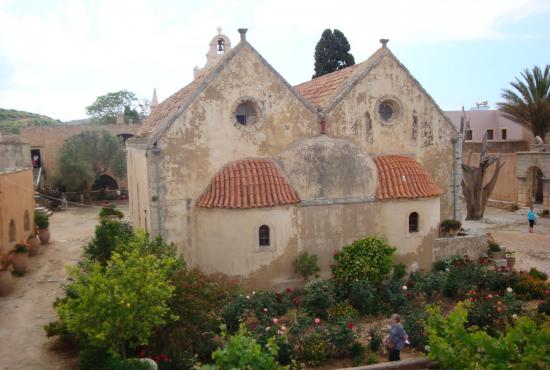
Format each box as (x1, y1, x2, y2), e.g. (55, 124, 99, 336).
(24, 210, 30, 231)
(259, 225, 270, 246)
(9, 219, 16, 242)
(236, 102, 258, 125)
(409, 212, 419, 233)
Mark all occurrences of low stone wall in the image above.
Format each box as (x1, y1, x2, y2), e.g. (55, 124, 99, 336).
(432, 234, 487, 262)
(342, 358, 433, 370)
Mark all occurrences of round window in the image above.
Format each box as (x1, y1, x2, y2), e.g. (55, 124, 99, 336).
(235, 101, 257, 126)
(379, 101, 394, 122)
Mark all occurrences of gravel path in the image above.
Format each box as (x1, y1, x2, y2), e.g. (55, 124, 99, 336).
(0, 204, 127, 370)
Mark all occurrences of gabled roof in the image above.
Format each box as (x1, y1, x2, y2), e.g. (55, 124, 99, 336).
(374, 155, 444, 200)
(134, 40, 316, 144)
(196, 158, 300, 209)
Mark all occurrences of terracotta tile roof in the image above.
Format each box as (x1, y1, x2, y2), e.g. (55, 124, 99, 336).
(293, 48, 386, 109)
(374, 155, 445, 200)
(137, 73, 208, 137)
(294, 64, 361, 109)
(196, 159, 300, 209)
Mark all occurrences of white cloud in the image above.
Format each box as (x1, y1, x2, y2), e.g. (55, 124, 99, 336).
(0, 0, 548, 120)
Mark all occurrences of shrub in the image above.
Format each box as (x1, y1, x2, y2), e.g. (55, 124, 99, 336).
(381, 279, 408, 313)
(58, 249, 176, 358)
(293, 252, 320, 281)
(466, 291, 524, 335)
(222, 293, 250, 333)
(443, 262, 485, 299)
(35, 211, 49, 228)
(538, 296, 550, 315)
(366, 353, 378, 364)
(411, 271, 444, 301)
(529, 267, 548, 281)
(392, 263, 407, 280)
(426, 302, 550, 369)
(332, 236, 395, 284)
(250, 290, 291, 323)
(327, 321, 357, 355)
(200, 325, 287, 370)
(303, 279, 336, 319)
(14, 243, 28, 253)
(440, 219, 461, 235)
(84, 219, 133, 265)
(350, 342, 366, 366)
(300, 331, 328, 366)
(367, 327, 382, 352)
(144, 268, 233, 366)
(99, 204, 124, 219)
(327, 302, 359, 322)
(348, 280, 382, 315)
(515, 273, 550, 300)
(403, 306, 428, 350)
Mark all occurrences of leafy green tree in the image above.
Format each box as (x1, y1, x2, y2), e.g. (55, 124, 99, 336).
(58, 248, 177, 358)
(86, 90, 149, 124)
(497, 65, 550, 140)
(313, 29, 355, 78)
(57, 130, 126, 202)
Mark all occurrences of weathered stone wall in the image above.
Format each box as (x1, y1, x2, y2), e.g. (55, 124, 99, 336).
(464, 152, 518, 203)
(432, 234, 487, 262)
(0, 169, 35, 255)
(20, 123, 140, 188)
(0, 136, 30, 171)
(326, 53, 456, 220)
(155, 44, 317, 260)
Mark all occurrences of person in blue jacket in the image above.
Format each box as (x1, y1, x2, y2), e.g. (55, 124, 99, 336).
(528, 206, 537, 233)
(386, 313, 409, 361)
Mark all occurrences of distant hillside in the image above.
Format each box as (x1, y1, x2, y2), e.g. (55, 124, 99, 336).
(0, 108, 62, 134)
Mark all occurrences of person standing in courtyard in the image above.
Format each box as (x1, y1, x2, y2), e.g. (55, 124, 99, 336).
(528, 206, 537, 233)
(385, 313, 409, 361)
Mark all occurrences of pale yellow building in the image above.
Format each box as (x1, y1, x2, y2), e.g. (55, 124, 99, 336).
(0, 134, 35, 255)
(127, 30, 460, 288)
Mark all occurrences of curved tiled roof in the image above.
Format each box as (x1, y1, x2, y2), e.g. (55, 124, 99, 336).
(196, 159, 300, 209)
(374, 155, 445, 200)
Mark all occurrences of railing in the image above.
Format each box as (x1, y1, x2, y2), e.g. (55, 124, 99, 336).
(33, 167, 41, 190)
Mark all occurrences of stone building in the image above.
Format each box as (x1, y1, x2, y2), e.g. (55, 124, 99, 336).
(0, 134, 35, 255)
(127, 29, 460, 288)
(19, 123, 140, 191)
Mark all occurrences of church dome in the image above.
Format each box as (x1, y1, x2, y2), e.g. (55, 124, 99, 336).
(276, 136, 377, 201)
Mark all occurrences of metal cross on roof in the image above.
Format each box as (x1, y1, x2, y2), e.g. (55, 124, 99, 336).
(217, 26, 223, 34)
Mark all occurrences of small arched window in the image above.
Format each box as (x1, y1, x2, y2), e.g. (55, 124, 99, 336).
(259, 225, 270, 247)
(236, 102, 258, 125)
(409, 212, 419, 233)
(24, 210, 30, 231)
(9, 219, 16, 242)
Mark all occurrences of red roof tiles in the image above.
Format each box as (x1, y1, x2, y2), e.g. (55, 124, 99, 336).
(196, 159, 300, 209)
(374, 155, 445, 200)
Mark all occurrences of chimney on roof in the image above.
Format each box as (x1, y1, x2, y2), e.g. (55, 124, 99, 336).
(151, 88, 159, 109)
(238, 28, 248, 42)
(380, 39, 389, 48)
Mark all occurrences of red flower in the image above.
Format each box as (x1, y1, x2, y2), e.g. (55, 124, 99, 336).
(497, 307, 502, 312)
(347, 322, 353, 329)
(286, 287, 292, 293)
(291, 297, 298, 305)
(545, 290, 550, 295)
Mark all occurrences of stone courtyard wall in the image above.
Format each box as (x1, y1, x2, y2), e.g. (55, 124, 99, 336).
(432, 234, 487, 262)
(20, 123, 140, 189)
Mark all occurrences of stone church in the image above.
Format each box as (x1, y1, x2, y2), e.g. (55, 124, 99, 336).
(127, 29, 460, 288)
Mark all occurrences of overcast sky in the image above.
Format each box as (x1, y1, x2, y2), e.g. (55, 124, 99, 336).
(1, 0, 549, 121)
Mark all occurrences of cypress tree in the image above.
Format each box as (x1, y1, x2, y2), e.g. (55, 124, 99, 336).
(313, 29, 355, 79)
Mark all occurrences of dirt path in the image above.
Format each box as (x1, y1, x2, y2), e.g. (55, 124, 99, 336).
(0, 204, 127, 370)
(462, 206, 550, 275)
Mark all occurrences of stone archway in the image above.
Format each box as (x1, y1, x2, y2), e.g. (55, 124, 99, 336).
(527, 166, 544, 204)
(92, 174, 119, 190)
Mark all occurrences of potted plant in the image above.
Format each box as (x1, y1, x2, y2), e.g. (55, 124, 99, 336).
(35, 211, 50, 244)
(0, 253, 14, 296)
(12, 244, 29, 274)
(440, 219, 461, 237)
(27, 233, 40, 256)
(505, 251, 516, 269)
(488, 242, 504, 259)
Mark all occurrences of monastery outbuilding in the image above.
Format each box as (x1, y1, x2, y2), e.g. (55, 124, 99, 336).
(127, 29, 461, 289)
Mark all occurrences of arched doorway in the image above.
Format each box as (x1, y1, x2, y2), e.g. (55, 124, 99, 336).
(117, 133, 134, 144)
(527, 166, 544, 204)
(92, 174, 119, 190)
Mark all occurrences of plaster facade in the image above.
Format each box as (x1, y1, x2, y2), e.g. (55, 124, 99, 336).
(0, 135, 35, 256)
(516, 151, 550, 208)
(127, 31, 459, 287)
